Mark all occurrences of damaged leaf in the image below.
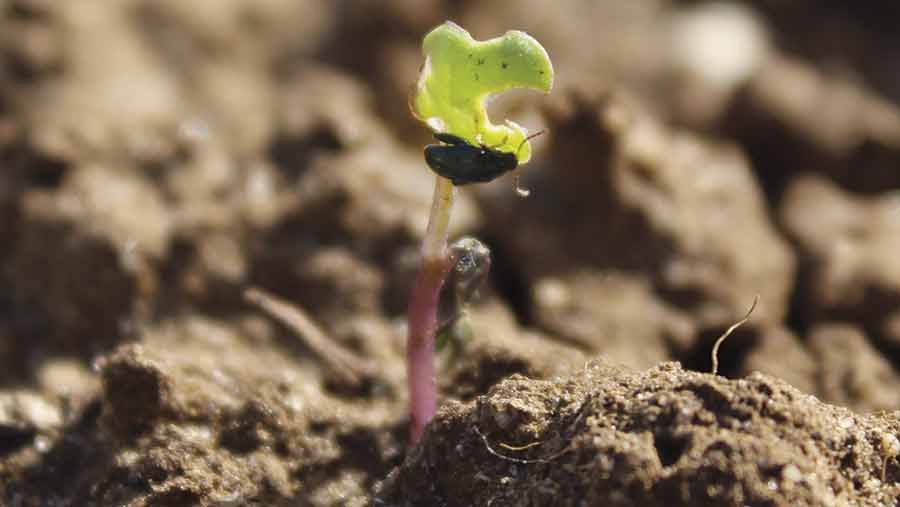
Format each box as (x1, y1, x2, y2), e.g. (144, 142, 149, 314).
(412, 21, 553, 165)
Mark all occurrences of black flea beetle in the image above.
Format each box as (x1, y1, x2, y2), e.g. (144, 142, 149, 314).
(424, 130, 545, 196)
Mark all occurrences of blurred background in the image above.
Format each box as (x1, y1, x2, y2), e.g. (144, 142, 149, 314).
(2, 0, 900, 504)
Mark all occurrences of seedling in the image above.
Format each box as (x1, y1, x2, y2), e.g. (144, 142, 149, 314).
(880, 432, 899, 482)
(406, 21, 553, 442)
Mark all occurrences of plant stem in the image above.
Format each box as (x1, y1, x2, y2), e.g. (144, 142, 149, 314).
(407, 176, 455, 442)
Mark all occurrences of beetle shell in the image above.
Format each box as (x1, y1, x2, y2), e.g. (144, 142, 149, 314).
(424, 133, 518, 186)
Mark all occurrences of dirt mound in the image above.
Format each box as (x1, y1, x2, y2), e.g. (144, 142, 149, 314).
(378, 361, 900, 506)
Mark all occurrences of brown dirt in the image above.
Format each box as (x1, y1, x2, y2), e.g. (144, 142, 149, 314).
(1, 1, 900, 506)
(376, 361, 900, 506)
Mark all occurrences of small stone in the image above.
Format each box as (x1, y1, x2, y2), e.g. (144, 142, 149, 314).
(782, 464, 803, 483)
(534, 278, 571, 308)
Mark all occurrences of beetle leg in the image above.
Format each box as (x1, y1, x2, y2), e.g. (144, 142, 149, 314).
(513, 170, 530, 198)
(488, 134, 509, 149)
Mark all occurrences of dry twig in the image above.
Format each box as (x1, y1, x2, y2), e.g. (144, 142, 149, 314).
(244, 287, 376, 387)
(711, 295, 759, 376)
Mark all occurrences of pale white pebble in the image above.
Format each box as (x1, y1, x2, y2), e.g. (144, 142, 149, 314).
(534, 278, 571, 308)
(669, 2, 770, 90)
(782, 464, 803, 483)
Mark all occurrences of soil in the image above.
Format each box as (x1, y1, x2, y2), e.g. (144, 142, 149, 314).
(1, 1, 900, 506)
(376, 361, 900, 506)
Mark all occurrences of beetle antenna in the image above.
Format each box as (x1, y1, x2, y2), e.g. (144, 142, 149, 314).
(514, 129, 547, 158)
(486, 134, 509, 149)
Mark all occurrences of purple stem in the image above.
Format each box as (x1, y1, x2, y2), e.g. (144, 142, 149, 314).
(406, 257, 450, 442)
